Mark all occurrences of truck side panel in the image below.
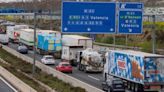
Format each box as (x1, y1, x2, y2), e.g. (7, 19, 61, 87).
(37, 34, 62, 52)
(108, 51, 144, 84)
(145, 57, 164, 83)
(79, 39, 92, 49)
(62, 46, 70, 60)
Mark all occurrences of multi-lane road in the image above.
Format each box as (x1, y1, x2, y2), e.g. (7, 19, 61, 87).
(7, 42, 103, 90)
(0, 76, 18, 92)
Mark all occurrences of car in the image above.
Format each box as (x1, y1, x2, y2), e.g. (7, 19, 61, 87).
(41, 55, 55, 65)
(55, 62, 73, 73)
(102, 78, 126, 92)
(17, 45, 28, 54)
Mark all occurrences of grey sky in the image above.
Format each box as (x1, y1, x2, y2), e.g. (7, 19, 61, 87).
(0, 0, 16, 2)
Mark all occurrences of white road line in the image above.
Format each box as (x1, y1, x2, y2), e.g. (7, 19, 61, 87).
(88, 75, 100, 81)
(0, 76, 18, 92)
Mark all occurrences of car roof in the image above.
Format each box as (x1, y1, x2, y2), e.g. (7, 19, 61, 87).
(43, 55, 53, 57)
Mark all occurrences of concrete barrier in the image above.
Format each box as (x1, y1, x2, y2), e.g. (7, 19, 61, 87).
(2, 46, 104, 92)
(0, 66, 37, 92)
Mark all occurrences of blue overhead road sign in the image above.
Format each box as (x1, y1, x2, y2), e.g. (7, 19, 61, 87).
(62, 2, 116, 34)
(118, 3, 143, 34)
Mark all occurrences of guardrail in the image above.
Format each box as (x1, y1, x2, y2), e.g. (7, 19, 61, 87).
(2, 45, 104, 92)
(0, 64, 37, 92)
(93, 42, 164, 54)
(93, 42, 141, 50)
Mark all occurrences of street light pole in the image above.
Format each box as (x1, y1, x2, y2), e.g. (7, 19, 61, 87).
(152, 15, 156, 54)
(32, 0, 37, 75)
(33, 12, 36, 75)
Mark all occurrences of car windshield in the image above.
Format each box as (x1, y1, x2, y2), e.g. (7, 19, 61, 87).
(45, 56, 53, 59)
(113, 80, 123, 84)
(62, 64, 70, 67)
(19, 46, 27, 49)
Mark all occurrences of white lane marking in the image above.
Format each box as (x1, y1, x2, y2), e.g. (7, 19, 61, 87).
(0, 76, 18, 92)
(88, 75, 100, 81)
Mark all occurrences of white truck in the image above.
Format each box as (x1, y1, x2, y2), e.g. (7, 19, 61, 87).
(77, 48, 103, 72)
(62, 45, 84, 66)
(7, 25, 29, 43)
(0, 34, 9, 45)
(19, 28, 43, 49)
(62, 35, 93, 49)
(103, 50, 164, 92)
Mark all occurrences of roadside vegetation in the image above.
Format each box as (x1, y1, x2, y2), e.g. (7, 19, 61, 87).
(1, 16, 164, 53)
(0, 48, 86, 92)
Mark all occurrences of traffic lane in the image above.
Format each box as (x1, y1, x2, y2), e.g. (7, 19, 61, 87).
(7, 43, 103, 90)
(69, 67, 103, 89)
(48, 60, 103, 89)
(0, 77, 17, 92)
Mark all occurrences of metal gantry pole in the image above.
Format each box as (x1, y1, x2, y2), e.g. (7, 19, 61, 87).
(125, 35, 128, 46)
(33, 13, 36, 75)
(152, 15, 156, 54)
(50, 0, 53, 30)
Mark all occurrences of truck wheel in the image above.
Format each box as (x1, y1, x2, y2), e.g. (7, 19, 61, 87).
(134, 84, 138, 92)
(107, 87, 111, 92)
(84, 67, 88, 73)
(78, 64, 81, 71)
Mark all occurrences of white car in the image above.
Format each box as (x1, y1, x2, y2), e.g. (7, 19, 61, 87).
(41, 55, 55, 65)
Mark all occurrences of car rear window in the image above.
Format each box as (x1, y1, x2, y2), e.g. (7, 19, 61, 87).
(45, 57, 53, 59)
(62, 64, 70, 66)
(113, 80, 123, 84)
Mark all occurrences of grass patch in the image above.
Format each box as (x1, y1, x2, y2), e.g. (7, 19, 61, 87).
(0, 48, 86, 92)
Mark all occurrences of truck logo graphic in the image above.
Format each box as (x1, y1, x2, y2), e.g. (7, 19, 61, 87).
(132, 60, 144, 80)
(117, 60, 126, 70)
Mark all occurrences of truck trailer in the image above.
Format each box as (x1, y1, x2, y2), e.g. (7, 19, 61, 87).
(7, 25, 29, 43)
(103, 50, 164, 92)
(62, 35, 93, 49)
(61, 45, 84, 66)
(37, 33, 62, 55)
(19, 28, 38, 49)
(0, 33, 9, 45)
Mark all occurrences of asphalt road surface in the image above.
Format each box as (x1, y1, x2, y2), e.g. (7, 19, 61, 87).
(7, 43, 103, 90)
(0, 76, 18, 92)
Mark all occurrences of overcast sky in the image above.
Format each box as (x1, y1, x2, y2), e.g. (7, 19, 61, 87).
(0, 0, 16, 2)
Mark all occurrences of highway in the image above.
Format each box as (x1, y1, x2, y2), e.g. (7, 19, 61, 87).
(7, 43, 103, 90)
(0, 76, 18, 92)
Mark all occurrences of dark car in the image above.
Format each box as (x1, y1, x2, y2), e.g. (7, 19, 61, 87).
(102, 79, 126, 92)
(17, 45, 28, 54)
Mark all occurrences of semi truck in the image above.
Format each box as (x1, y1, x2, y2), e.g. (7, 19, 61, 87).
(62, 35, 93, 49)
(77, 48, 104, 72)
(0, 33, 9, 45)
(103, 50, 164, 92)
(37, 33, 62, 55)
(7, 25, 29, 43)
(61, 45, 84, 66)
(19, 29, 38, 49)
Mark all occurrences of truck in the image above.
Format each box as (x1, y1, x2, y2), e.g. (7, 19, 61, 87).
(103, 50, 164, 92)
(0, 33, 9, 45)
(37, 33, 62, 55)
(61, 45, 84, 66)
(62, 35, 93, 49)
(19, 29, 46, 49)
(77, 48, 104, 72)
(6, 25, 29, 43)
